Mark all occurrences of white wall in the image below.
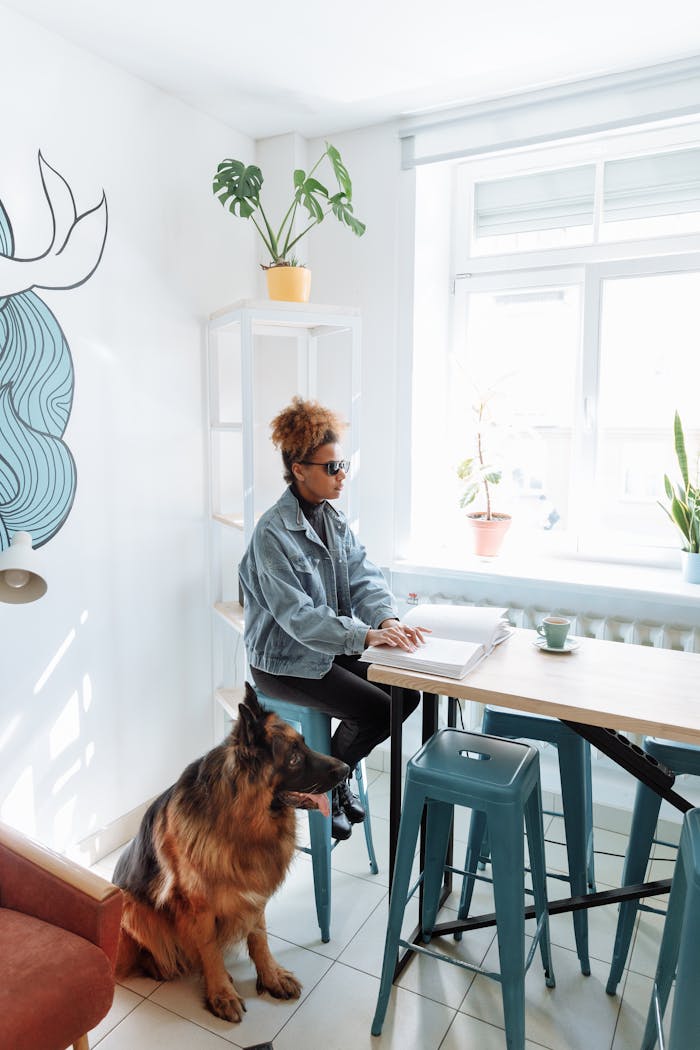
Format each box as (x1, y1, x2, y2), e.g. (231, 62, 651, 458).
(0, 6, 255, 851)
(306, 124, 406, 564)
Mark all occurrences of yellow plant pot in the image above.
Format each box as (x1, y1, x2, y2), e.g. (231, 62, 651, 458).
(265, 265, 311, 303)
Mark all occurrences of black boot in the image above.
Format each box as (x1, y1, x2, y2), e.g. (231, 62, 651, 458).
(331, 787, 352, 841)
(337, 776, 366, 825)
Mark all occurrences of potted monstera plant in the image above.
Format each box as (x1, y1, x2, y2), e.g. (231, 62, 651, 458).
(212, 142, 365, 302)
(457, 389, 512, 557)
(659, 411, 700, 583)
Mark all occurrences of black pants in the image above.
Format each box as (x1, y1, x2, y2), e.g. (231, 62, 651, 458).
(251, 655, 421, 770)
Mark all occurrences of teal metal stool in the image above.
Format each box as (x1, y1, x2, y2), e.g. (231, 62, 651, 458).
(641, 807, 700, 1050)
(463, 706, 595, 976)
(606, 737, 700, 995)
(253, 690, 378, 943)
(372, 729, 555, 1050)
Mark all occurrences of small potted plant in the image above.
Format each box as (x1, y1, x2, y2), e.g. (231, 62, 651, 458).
(457, 387, 512, 557)
(658, 411, 700, 583)
(212, 142, 365, 302)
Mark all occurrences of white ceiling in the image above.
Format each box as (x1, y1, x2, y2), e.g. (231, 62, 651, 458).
(5, 0, 700, 138)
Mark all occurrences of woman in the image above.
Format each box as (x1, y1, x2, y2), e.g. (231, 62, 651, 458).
(239, 396, 427, 840)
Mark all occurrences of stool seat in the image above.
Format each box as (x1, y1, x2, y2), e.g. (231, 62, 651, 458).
(372, 730, 555, 1050)
(253, 690, 378, 943)
(607, 736, 700, 996)
(642, 807, 700, 1049)
(411, 728, 536, 795)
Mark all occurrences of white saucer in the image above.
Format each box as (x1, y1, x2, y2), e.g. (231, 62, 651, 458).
(533, 636, 579, 653)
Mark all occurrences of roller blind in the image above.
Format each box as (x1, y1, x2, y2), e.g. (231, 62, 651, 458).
(474, 165, 595, 237)
(603, 147, 700, 222)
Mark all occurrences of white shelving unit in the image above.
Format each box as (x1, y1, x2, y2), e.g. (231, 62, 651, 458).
(206, 299, 361, 736)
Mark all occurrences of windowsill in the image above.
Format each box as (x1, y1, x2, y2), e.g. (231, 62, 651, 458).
(391, 547, 700, 610)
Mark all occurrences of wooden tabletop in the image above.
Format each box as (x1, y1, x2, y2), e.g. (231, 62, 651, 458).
(368, 628, 700, 746)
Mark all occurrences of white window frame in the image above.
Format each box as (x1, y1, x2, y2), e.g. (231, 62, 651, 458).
(400, 118, 700, 569)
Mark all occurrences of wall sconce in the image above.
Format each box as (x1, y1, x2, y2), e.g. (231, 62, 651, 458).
(0, 532, 48, 604)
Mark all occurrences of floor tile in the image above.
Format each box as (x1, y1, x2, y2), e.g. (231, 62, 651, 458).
(440, 1009, 543, 1049)
(611, 969, 673, 1050)
(627, 905, 665, 980)
(340, 891, 496, 1009)
(148, 934, 331, 1045)
(273, 960, 455, 1050)
(264, 853, 387, 959)
(460, 938, 620, 1050)
(94, 999, 234, 1048)
(90, 985, 144, 1046)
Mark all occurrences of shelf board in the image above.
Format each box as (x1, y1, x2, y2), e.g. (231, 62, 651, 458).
(215, 686, 246, 719)
(212, 513, 244, 530)
(210, 422, 242, 432)
(208, 299, 360, 333)
(215, 600, 245, 633)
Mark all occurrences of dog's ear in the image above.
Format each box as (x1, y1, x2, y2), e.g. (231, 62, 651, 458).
(236, 685, 267, 752)
(243, 682, 266, 718)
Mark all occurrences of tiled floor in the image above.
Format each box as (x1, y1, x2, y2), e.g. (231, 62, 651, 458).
(88, 770, 678, 1050)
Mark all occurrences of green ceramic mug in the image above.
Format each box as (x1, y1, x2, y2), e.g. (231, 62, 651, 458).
(536, 616, 571, 648)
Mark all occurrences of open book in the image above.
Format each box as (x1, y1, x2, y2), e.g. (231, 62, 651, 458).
(360, 603, 512, 680)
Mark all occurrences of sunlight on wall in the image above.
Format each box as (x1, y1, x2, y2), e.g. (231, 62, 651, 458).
(49, 691, 80, 760)
(82, 673, 92, 712)
(34, 628, 76, 695)
(1, 766, 35, 835)
(0, 714, 21, 751)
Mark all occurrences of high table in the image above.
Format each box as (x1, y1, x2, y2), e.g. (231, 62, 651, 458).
(368, 628, 700, 973)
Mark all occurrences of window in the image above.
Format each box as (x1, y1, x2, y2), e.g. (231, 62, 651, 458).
(409, 123, 700, 566)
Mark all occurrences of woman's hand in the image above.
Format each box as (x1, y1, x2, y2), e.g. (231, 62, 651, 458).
(366, 619, 432, 652)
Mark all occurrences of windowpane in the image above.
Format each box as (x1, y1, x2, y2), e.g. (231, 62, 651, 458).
(447, 285, 580, 539)
(473, 165, 594, 254)
(605, 147, 700, 220)
(596, 270, 700, 544)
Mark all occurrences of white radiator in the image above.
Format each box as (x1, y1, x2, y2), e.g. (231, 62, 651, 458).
(415, 595, 700, 653)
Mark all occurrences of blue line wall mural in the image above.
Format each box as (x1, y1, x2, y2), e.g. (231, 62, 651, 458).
(0, 154, 108, 551)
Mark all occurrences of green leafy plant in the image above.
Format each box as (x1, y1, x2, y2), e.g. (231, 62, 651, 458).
(456, 389, 503, 521)
(659, 411, 700, 553)
(212, 142, 365, 267)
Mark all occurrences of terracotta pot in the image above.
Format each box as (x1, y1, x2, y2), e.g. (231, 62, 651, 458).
(264, 265, 311, 303)
(467, 512, 512, 557)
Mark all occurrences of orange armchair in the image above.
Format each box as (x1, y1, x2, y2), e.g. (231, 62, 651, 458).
(0, 821, 123, 1050)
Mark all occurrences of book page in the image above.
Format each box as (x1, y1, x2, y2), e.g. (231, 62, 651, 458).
(360, 635, 484, 678)
(403, 603, 509, 646)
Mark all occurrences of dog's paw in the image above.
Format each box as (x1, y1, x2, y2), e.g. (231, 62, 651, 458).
(206, 980, 247, 1022)
(256, 966, 302, 1000)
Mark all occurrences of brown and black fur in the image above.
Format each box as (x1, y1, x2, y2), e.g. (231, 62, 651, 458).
(113, 684, 348, 1021)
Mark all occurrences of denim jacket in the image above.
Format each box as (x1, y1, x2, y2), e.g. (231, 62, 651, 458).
(239, 486, 398, 678)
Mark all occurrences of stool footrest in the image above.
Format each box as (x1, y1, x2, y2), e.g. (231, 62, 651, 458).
(398, 938, 502, 983)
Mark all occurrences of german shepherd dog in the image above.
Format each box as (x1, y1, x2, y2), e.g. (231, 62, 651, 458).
(113, 684, 348, 1021)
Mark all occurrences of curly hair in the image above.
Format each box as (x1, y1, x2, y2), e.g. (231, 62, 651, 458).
(270, 396, 347, 483)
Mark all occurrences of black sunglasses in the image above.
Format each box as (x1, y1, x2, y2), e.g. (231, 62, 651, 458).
(299, 459, 350, 476)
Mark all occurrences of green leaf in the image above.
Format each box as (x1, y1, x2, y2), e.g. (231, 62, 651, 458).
(670, 495, 691, 538)
(674, 411, 689, 489)
(294, 176, 329, 223)
(663, 474, 674, 500)
(459, 485, 479, 508)
(326, 143, 352, 198)
(212, 160, 263, 219)
(328, 193, 366, 236)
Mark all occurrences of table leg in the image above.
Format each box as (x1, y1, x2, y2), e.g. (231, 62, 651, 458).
(388, 685, 404, 891)
(561, 721, 693, 814)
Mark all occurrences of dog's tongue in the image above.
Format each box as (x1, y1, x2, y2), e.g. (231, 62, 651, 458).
(294, 791, 330, 817)
(308, 792, 330, 817)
